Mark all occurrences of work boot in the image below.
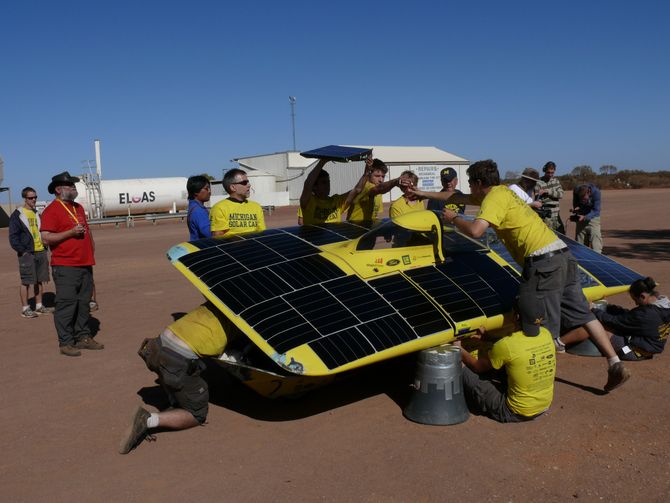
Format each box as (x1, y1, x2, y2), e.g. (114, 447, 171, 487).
(75, 337, 105, 350)
(119, 406, 151, 454)
(60, 345, 82, 357)
(604, 362, 631, 392)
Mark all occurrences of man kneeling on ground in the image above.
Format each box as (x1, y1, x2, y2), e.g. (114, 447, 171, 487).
(455, 298, 556, 423)
(119, 302, 236, 454)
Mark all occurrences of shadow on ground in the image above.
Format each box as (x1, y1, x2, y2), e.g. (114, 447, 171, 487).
(604, 229, 670, 261)
(138, 356, 416, 422)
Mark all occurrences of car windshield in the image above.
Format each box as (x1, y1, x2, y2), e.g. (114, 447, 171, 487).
(356, 220, 436, 251)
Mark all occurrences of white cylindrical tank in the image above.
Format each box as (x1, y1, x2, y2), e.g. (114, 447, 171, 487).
(75, 177, 188, 217)
(247, 171, 277, 196)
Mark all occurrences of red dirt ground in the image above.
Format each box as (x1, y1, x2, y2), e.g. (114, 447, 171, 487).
(1, 189, 669, 502)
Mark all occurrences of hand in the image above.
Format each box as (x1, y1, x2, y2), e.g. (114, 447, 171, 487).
(72, 224, 86, 237)
(443, 208, 457, 224)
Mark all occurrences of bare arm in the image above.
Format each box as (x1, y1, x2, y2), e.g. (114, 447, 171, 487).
(211, 229, 228, 237)
(460, 344, 493, 374)
(409, 188, 473, 205)
(300, 159, 328, 210)
(41, 225, 85, 247)
(368, 177, 399, 196)
(343, 168, 371, 210)
(443, 209, 490, 238)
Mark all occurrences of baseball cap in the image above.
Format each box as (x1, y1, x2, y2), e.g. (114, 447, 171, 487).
(440, 167, 457, 181)
(514, 295, 545, 337)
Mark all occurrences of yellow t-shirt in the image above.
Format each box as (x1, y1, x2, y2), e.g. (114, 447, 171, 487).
(347, 182, 382, 221)
(22, 208, 45, 252)
(298, 194, 348, 225)
(488, 327, 556, 417)
(477, 185, 556, 265)
(168, 305, 232, 357)
(389, 196, 426, 218)
(210, 198, 266, 236)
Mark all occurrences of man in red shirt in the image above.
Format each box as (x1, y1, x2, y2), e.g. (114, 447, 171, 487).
(40, 172, 104, 357)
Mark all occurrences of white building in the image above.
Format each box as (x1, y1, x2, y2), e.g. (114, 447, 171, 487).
(232, 146, 470, 206)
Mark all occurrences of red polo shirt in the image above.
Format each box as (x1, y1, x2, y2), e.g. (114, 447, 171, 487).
(40, 199, 95, 266)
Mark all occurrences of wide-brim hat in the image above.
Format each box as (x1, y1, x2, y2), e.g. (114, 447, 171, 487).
(48, 171, 80, 194)
(521, 168, 541, 184)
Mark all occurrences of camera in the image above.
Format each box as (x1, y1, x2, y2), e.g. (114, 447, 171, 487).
(534, 207, 552, 219)
(569, 214, 581, 222)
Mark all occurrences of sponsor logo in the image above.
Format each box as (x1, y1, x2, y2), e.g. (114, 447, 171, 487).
(386, 259, 400, 266)
(119, 191, 156, 205)
(374, 257, 383, 264)
(402, 255, 411, 265)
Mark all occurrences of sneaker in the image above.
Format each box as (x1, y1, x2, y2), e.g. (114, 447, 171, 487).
(21, 308, 39, 319)
(35, 306, 55, 315)
(119, 406, 151, 454)
(75, 337, 105, 350)
(553, 337, 566, 354)
(60, 345, 82, 357)
(604, 362, 631, 392)
(89, 301, 99, 312)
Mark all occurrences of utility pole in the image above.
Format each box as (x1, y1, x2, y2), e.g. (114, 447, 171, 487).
(289, 96, 297, 151)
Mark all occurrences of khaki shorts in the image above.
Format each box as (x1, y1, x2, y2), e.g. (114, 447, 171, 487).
(18, 250, 50, 285)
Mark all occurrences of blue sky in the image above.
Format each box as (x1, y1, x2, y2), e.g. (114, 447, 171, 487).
(2, 0, 668, 198)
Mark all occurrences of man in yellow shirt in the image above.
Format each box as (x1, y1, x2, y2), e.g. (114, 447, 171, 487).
(346, 158, 400, 221)
(8, 187, 54, 318)
(456, 299, 556, 422)
(119, 302, 236, 454)
(210, 168, 266, 236)
(298, 158, 368, 225)
(389, 171, 426, 218)
(442, 160, 629, 393)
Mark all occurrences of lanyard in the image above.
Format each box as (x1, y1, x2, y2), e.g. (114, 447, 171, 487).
(58, 200, 80, 225)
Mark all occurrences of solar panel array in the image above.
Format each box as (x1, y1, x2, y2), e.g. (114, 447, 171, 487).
(484, 232, 642, 288)
(561, 235, 643, 286)
(178, 224, 523, 371)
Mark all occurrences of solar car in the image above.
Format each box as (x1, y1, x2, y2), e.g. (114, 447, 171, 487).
(167, 209, 642, 398)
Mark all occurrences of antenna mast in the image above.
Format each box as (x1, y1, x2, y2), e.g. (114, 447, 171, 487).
(289, 96, 297, 151)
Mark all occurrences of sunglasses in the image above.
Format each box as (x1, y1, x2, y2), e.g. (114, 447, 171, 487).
(25, 196, 38, 200)
(234, 180, 250, 186)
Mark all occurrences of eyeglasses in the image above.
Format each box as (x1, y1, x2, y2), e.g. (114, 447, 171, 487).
(25, 196, 37, 200)
(234, 180, 250, 186)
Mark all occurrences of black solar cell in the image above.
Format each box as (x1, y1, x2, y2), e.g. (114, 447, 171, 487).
(369, 275, 451, 336)
(271, 254, 345, 289)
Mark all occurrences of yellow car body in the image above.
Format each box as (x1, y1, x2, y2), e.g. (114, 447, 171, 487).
(168, 210, 640, 397)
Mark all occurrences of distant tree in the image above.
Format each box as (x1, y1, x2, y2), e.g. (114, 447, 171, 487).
(600, 165, 618, 175)
(504, 170, 519, 181)
(571, 165, 594, 179)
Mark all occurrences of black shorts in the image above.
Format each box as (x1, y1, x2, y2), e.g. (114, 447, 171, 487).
(157, 346, 209, 423)
(18, 250, 50, 285)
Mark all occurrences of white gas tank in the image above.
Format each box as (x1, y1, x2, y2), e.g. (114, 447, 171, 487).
(75, 177, 188, 216)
